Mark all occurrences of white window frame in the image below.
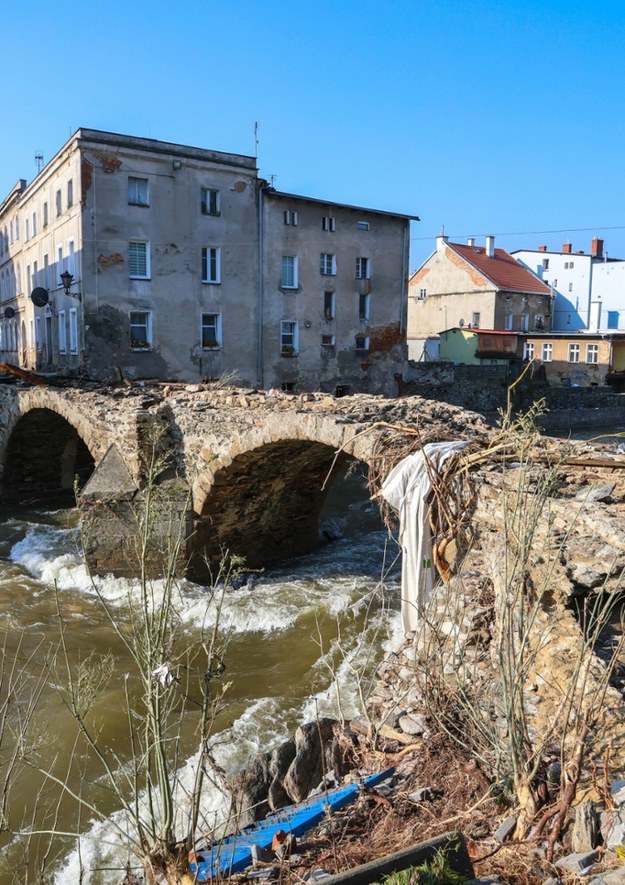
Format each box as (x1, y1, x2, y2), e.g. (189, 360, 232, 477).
(471, 312, 480, 328)
(281, 255, 298, 289)
(56, 189, 62, 217)
(534, 314, 545, 330)
(322, 216, 336, 232)
(69, 308, 78, 354)
(321, 334, 335, 347)
(355, 334, 370, 351)
(67, 179, 74, 209)
(43, 202, 48, 227)
(283, 210, 298, 226)
(542, 342, 553, 362)
(25, 218, 29, 241)
(128, 176, 149, 207)
(201, 246, 221, 284)
(58, 310, 67, 354)
(200, 188, 220, 216)
(320, 253, 336, 275)
(128, 241, 150, 279)
(524, 342, 535, 360)
(129, 310, 152, 350)
(504, 313, 513, 331)
(520, 313, 529, 332)
(568, 343, 580, 363)
(32, 212, 37, 237)
(356, 221, 370, 231)
(586, 344, 599, 364)
(355, 257, 371, 280)
(201, 313, 222, 349)
(281, 320, 299, 354)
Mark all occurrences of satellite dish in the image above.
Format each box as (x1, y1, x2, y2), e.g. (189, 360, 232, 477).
(30, 287, 49, 307)
(458, 318, 465, 327)
(3, 307, 15, 319)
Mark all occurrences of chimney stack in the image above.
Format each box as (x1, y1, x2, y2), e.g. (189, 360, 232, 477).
(538, 244, 547, 252)
(485, 235, 495, 258)
(467, 237, 475, 246)
(591, 237, 604, 259)
(562, 242, 572, 254)
(436, 225, 449, 252)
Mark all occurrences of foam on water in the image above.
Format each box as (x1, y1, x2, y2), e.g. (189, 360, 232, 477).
(2, 506, 401, 885)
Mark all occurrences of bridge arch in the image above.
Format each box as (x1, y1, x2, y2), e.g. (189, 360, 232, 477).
(190, 417, 378, 571)
(0, 390, 110, 500)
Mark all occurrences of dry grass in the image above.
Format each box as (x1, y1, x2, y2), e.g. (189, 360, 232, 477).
(265, 730, 567, 885)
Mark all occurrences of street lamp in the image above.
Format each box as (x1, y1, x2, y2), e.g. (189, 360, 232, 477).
(59, 271, 82, 301)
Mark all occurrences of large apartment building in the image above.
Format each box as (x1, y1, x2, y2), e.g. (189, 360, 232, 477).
(0, 129, 414, 395)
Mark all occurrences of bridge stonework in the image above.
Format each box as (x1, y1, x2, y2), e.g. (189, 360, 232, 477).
(0, 384, 489, 578)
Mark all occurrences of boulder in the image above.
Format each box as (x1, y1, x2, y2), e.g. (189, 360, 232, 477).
(283, 718, 337, 803)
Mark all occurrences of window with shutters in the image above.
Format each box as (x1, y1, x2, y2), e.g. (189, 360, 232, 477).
(129, 241, 150, 279)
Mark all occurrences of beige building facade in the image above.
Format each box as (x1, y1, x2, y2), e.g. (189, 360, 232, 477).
(408, 235, 552, 360)
(0, 129, 413, 395)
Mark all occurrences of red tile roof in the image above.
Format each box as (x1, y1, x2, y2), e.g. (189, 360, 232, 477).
(449, 243, 551, 295)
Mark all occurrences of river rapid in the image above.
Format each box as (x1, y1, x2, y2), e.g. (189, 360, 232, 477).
(0, 468, 401, 884)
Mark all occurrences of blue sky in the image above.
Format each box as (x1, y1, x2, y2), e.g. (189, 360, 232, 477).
(2, 0, 624, 270)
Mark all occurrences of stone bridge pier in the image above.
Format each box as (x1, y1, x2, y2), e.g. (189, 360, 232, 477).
(0, 385, 488, 580)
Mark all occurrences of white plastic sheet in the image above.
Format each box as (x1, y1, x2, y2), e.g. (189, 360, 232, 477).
(381, 440, 468, 632)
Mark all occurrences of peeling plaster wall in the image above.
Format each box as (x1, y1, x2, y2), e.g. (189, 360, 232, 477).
(262, 194, 409, 396)
(78, 133, 259, 382)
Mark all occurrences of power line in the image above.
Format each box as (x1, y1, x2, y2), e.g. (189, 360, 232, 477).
(410, 224, 625, 243)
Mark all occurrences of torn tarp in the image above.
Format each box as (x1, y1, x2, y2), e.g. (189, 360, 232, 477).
(381, 440, 468, 633)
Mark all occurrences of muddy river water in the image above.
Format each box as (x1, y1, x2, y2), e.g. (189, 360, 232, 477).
(0, 468, 401, 883)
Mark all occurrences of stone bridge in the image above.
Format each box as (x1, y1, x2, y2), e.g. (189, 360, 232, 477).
(0, 383, 489, 578)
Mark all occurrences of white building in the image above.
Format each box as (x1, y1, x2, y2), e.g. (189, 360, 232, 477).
(513, 238, 625, 332)
(0, 129, 415, 395)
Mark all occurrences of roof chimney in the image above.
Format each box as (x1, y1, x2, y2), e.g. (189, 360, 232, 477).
(436, 225, 449, 252)
(485, 235, 495, 258)
(591, 237, 604, 259)
(538, 244, 547, 252)
(562, 242, 572, 254)
(467, 237, 475, 247)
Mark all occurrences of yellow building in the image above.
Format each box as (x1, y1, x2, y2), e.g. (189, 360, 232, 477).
(522, 333, 625, 387)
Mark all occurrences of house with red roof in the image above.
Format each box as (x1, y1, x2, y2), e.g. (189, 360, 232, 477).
(407, 234, 553, 360)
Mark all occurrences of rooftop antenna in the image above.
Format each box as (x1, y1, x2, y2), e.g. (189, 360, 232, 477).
(35, 152, 44, 174)
(269, 174, 277, 187)
(254, 121, 259, 160)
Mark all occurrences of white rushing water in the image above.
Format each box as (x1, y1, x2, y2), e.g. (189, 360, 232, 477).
(0, 480, 402, 884)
